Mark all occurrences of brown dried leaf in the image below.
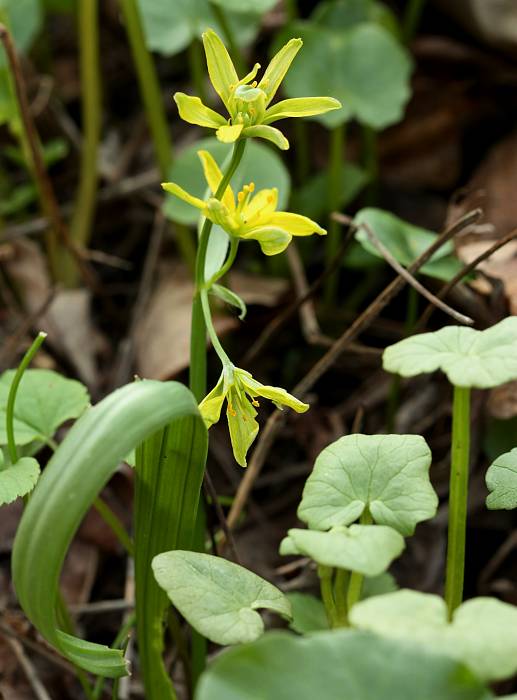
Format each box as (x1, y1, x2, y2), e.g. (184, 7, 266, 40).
(488, 380, 517, 419)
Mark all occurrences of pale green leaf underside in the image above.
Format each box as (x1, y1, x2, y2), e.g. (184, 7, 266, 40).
(350, 589, 517, 682)
(485, 447, 517, 510)
(286, 593, 328, 634)
(280, 524, 404, 576)
(383, 317, 517, 388)
(196, 629, 491, 700)
(0, 457, 40, 505)
(152, 551, 291, 645)
(0, 369, 90, 446)
(298, 434, 437, 536)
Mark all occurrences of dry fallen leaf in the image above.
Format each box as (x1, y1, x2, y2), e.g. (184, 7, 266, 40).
(488, 380, 517, 419)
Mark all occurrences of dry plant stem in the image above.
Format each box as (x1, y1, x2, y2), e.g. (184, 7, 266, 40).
(4, 636, 52, 700)
(359, 220, 473, 325)
(416, 227, 517, 329)
(224, 209, 482, 534)
(0, 24, 90, 285)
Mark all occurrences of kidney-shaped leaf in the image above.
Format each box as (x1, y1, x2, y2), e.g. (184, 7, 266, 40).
(0, 456, 40, 505)
(383, 317, 517, 389)
(280, 524, 404, 576)
(350, 589, 517, 682)
(275, 21, 412, 129)
(313, 0, 400, 36)
(152, 551, 291, 645)
(486, 447, 517, 510)
(354, 208, 463, 281)
(298, 434, 437, 536)
(196, 629, 492, 700)
(0, 369, 90, 446)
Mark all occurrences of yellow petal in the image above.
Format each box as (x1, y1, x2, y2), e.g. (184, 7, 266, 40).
(239, 373, 309, 413)
(173, 93, 226, 128)
(197, 150, 235, 211)
(202, 29, 238, 111)
(240, 226, 292, 256)
(216, 123, 244, 143)
(198, 373, 226, 428)
(161, 182, 206, 210)
(263, 97, 342, 124)
(226, 387, 258, 467)
(243, 188, 278, 223)
(258, 37, 303, 104)
(242, 124, 289, 150)
(267, 212, 326, 236)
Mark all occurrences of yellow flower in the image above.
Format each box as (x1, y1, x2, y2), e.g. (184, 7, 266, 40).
(174, 28, 341, 150)
(199, 365, 309, 467)
(162, 150, 326, 255)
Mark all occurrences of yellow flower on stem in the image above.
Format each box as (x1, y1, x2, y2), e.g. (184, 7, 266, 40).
(162, 150, 326, 255)
(174, 28, 341, 150)
(199, 365, 309, 467)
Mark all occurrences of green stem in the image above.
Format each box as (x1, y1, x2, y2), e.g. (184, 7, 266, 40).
(362, 125, 378, 206)
(187, 39, 206, 105)
(6, 332, 46, 465)
(346, 508, 372, 612)
(205, 238, 239, 288)
(62, 0, 101, 287)
(209, 3, 245, 75)
(93, 497, 134, 556)
(333, 568, 349, 626)
(403, 0, 427, 43)
(200, 290, 231, 366)
(190, 139, 246, 401)
(324, 123, 345, 303)
(285, 0, 298, 21)
(318, 565, 337, 627)
(445, 385, 471, 618)
(294, 120, 309, 185)
(92, 613, 136, 700)
(56, 594, 95, 699)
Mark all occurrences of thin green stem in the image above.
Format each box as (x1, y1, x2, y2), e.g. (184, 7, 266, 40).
(333, 568, 349, 626)
(6, 332, 46, 465)
(285, 0, 298, 21)
(200, 289, 231, 366)
(93, 497, 134, 556)
(294, 121, 309, 184)
(445, 385, 471, 618)
(92, 613, 136, 700)
(318, 565, 337, 627)
(187, 39, 206, 105)
(209, 3, 245, 75)
(362, 125, 378, 206)
(403, 0, 427, 43)
(324, 123, 345, 302)
(56, 594, 95, 699)
(62, 0, 101, 287)
(346, 508, 372, 612)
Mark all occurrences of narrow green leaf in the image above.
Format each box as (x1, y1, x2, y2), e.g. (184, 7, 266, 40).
(0, 455, 39, 505)
(486, 447, 517, 510)
(211, 283, 247, 319)
(152, 551, 291, 645)
(12, 380, 205, 678)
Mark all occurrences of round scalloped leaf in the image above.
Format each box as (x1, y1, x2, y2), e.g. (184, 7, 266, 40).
(0, 456, 40, 505)
(152, 551, 291, 645)
(274, 21, 412, 129)
(486, 447, 517, 510)
(313, 0, 400, 37)
(350, 589, 517, 682)
(383, 317, 517, 389)
(0, 369, 90, 446)
(298, 434, 437, 536)
(196, 629, 492, 700)
(354, 208, 463, 282)
(280, 524, 404, 576)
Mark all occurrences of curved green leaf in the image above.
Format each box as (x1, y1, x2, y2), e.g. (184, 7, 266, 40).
(298, 434, 437, 536)
(350, 589, 517, 682)
(0, 456, 39, 505)
(152, 551, 291, 645)
(280, 524, 404, 575)
(211, 284, 247, 320)
(383, 317, 517, 388)
(12, 380, 205, 678)
(195, 629, 492, 700)
(486, 447, 517, 510)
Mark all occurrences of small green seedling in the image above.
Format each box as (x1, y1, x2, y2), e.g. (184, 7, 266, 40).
(350, 589, 517, 682)
(152, 551, 291, 645)
(383, 317, 517, 616)
(486, 447, 517, 510)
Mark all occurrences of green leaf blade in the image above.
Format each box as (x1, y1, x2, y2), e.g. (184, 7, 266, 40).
(485, 447, 517, 510)
(0, 456, 39, 505)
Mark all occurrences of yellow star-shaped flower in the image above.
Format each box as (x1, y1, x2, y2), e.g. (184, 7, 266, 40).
(199, 365, 309, 467)
(162, 150, 326, 255)
(174, 28, 341, 150)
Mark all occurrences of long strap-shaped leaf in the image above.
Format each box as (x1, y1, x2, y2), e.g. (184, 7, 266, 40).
(12, 380, 207, 679)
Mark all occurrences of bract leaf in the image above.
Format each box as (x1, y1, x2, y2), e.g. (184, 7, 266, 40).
(350, 589, 517, 682)
(298, 434, 437, 536)
(152, 551, 291, 645)
(280, 524, 404, 576)
(485, 447, 517, 510)
(383, 317, 517, 389)
(0, 369, 89, 446)
(211, 284, 247, 320)
(196, 629, 492, 700)
(0, 456, 40, 505)
(354, 208, 463, 281)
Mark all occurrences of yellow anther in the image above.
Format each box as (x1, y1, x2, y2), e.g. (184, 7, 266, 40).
(252, 399, 260, 407)
(249, 183, 255, 192)
(228, 403, 237, 417)
(267, 194, 274, 203)
(251, 81, 257, 88)
(238, 191, 245, 203)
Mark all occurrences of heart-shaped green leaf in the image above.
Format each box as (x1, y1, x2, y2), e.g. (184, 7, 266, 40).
(286, 593, 329, 634)
(383, 317, 517, 389)
(313, 0, 400, 37)
(0, 369, 89, 447)
(280, 524, 404, 576)
(354, 208, 463, 281)
(0, 455, 40, 505)
(137, 0, 259, 56)
(290, 163, 368, 220)
(196, 629, 492, 700)
(485, 447, 517, 510)
(350, 589, 517, 682)
(274, 21, 412, 129)
(298, 434, 437, 536)
(152, 551, 291, 645)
